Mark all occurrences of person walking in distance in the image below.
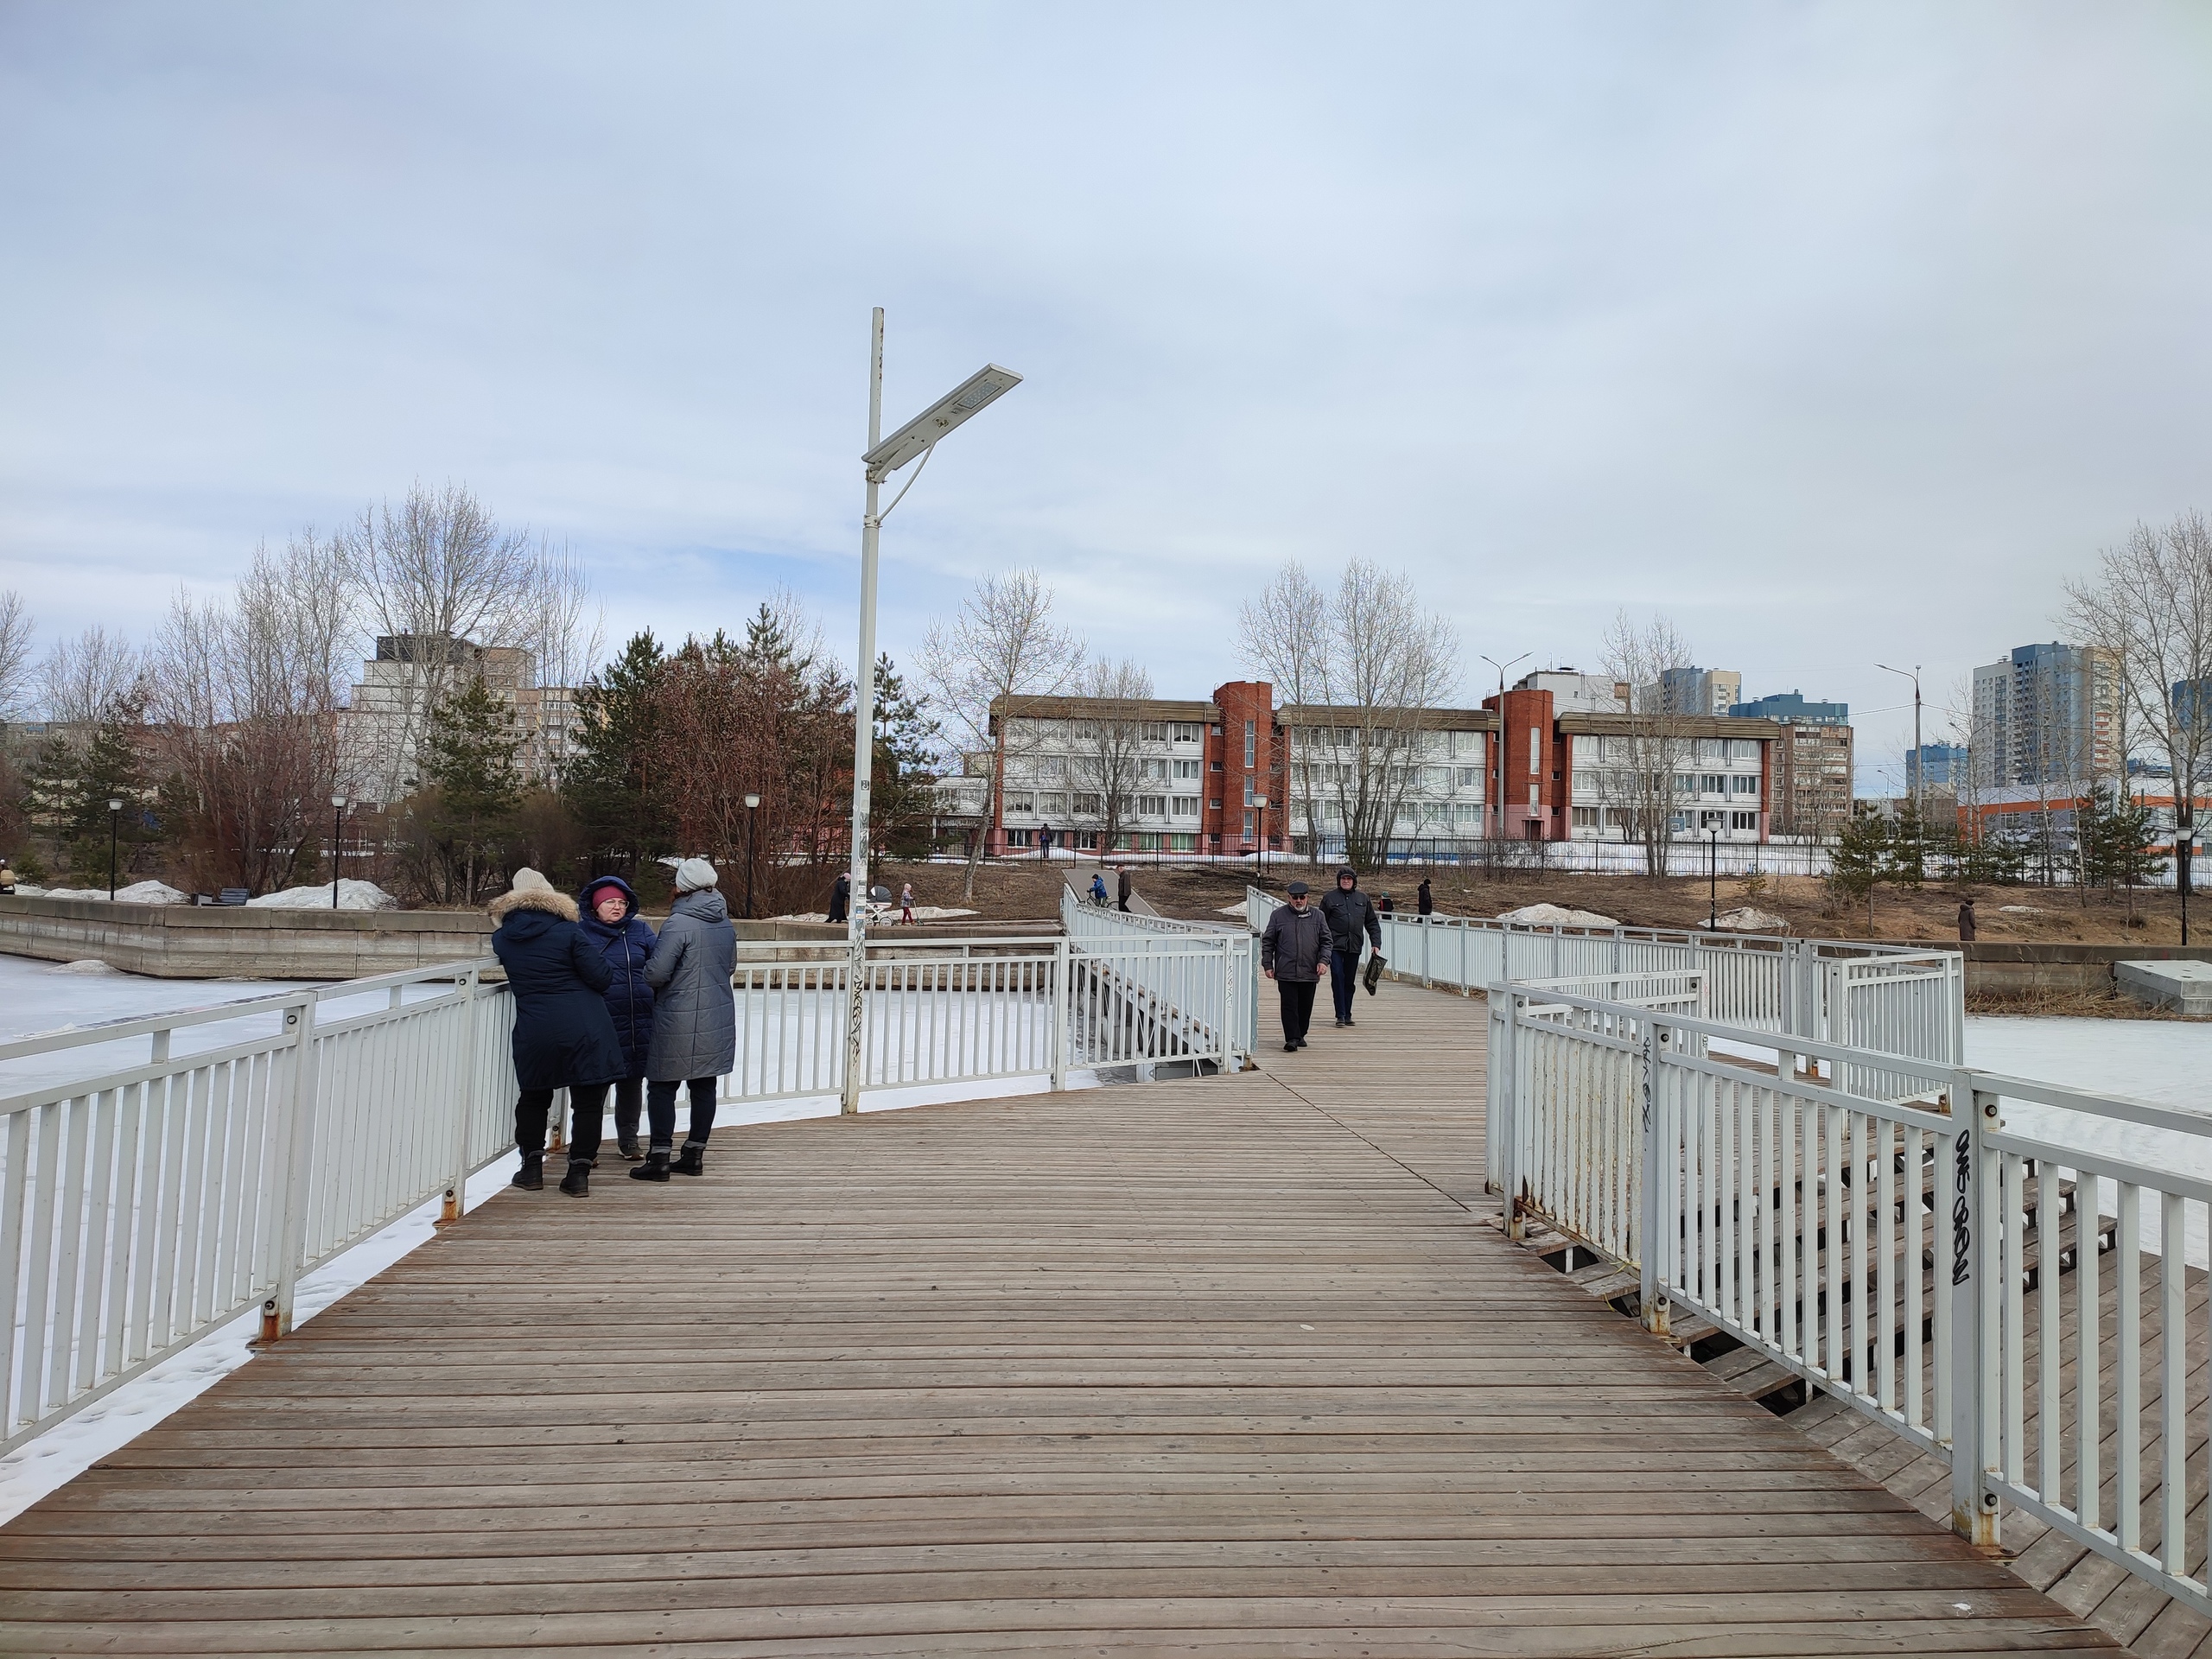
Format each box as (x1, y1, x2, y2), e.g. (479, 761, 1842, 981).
(1417, 877, 1433, 917)
(489, 868, 628, 1198)
(827, 869, 850, 925)
(1319, 865, 1382, 1028)
(899, 880, 915, 925)
(1090, 871, 1109, 907)
(1116, 865, 1133, 913)
(1260, 880, 1330, 1052)
(632, 857, 739, 1182)
(577, 875, 656, 1161)
(1958, 897, 1977, 944)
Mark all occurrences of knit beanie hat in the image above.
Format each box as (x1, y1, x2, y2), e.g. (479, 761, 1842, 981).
(674, 856, 719, 893)
(509, 867, 556, 896)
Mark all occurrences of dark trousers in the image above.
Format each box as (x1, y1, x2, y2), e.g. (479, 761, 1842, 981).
(647, 1077, 718, 1151)
(612, 1077, 643, 1146)
(1329, 950, 1360, 1023)
(1277, 978, 1319, 1045)
(516, 1084, 607, 1165)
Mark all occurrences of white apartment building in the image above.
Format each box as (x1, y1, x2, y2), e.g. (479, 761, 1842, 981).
(341, 635, 577, 806)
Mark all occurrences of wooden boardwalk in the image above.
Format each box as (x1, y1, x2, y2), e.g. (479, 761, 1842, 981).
(0, 981, 2119, 1655)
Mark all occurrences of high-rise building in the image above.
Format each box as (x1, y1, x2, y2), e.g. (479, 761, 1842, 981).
(1969, 642, 2120, 791)
(1905, 742, 1968, 796)
(1726, 691, 1853, 839)
(341, 634, 576, 805)
(1512, 670, 1625, 714)
(1656, 666, 1742, 718)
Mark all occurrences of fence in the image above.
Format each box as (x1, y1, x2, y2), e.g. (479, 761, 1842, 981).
(719, 909, 1254, 1108)
(1490, 975, 2212, 1618)
(1246, 887, 1963, 1077)
(1289, 836, 1838, 878)
(0, 961, 514, 1454)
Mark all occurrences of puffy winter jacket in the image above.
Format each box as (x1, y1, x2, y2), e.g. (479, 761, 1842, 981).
(577, 876, 658, 1080)
(488, 888, 628, 1092)
(1260, 901, 1330, 983)
(645, 887, 739, 1082)
(1319, 877, 1382, 957)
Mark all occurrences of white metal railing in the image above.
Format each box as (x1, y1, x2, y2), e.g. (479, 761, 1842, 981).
(0, 961, 515, 1454)
(726, 918, 1252, 1106)
(1492, 976, 2212, 1618)
(1247, 887, 1963, 1079)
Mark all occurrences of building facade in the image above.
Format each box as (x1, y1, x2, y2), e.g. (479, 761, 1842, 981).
(1905, 742, 1969, 795)
(1728, 690, 1853, 840)
(1657, 665, 1744, 718)
(1969, 642, 2121, 791)
(341, 634, 576, 806)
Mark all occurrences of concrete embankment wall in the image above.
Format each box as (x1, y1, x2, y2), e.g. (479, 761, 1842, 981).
(0, 895, 893, 980)
(1897, 938, 2212, 996)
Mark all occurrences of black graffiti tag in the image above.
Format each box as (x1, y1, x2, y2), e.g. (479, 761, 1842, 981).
(1950, 1128, 1973, 1286)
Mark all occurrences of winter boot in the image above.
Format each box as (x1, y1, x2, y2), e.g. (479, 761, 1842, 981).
(512, 1154, 544, 1192)
(629, 1149, 671, 1183)
(672, 1142, 706, 1178)
(559, 1159, 590, 1198)
(617, 1139, 645, 1162)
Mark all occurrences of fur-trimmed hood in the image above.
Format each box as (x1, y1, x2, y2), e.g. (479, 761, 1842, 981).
(489, 887, 578, 924)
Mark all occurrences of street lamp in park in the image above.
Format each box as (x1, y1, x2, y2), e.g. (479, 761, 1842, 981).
(1876, 663, 1923, 820)
(742, 793, 760, 920)
(330, 796, 347, 910)
(1707, 826, 1719, 931)
(106, 799, 122, 899)
(1254, 796, 1268, 876)
(842, 308, 1021, 1116)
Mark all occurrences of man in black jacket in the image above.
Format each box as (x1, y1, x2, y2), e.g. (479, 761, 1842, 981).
(1319, 866, 1382, 1028)
(1259, 880, 1330, 1052)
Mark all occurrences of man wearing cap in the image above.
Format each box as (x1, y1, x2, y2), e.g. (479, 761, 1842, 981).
(1259, 880, 1330, 1052)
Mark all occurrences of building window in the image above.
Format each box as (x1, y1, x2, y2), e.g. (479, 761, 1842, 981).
(1455, 803, 1482, 828)
(1170, 721, 1205, 743)
(1169, 833, 1198, 852)
(1137, 794, 1166, 817)
(1071, 792, 1103, 816)
(1208, 798, 1223, 810)
(1243, 810, 1255, 838)
(1730, 811, 1758, 831)
(1527, 784, 1539, 808)
(1528, 728, 1541, 772)
(1243, 779, 1255, 807)
(1006, 828, 1033, 847)
(1457, 766, 1483, 790)
(1005, 791, 1036, 816)
(1730, 775, 1759, 797)
(1173, 759, 1201, 780)
(1700, 774, 1726, 796)
(1700, 810, 1725, 830)
(1170, 796, 1198, 818)
(1672, 774, 1694, 795)
(1731, 739, 1760, 762)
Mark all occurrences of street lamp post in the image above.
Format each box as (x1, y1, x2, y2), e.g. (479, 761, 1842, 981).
(743, 793, 760, 920)
(1876, 662, 1924, 819)
(1254, 796, 1268, 877)
(1707, 826, 1719, 929)
(330, 795, 347, 909)
(107, 798, 122, 899)
(841, 309, 1021, 1116)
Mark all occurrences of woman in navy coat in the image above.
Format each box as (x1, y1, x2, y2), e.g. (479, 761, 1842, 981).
(488, 868, 627, 1198)
(577, 874, 657, 1161)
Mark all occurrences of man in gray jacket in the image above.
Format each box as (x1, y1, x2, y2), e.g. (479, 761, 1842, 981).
(1319, 866, 1382, 1028)
(631, 857, 738, 1182)
(1259, 880, 1331, 1052)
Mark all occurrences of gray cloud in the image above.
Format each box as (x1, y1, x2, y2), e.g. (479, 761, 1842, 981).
(3, 2, 2208, 787)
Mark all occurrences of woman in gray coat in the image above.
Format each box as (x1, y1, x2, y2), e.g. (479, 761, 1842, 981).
(631, 856, 738, 1181)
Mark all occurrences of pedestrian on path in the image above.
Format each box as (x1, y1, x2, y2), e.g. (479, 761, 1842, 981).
(1376, 892, 1395, 916)
(827, 869, 850, 925)
(1116, 866, 1133, 913)
(489, 868, 627, 1198)
(632, 857, 739, 1183)
(1417, 878, 1433, 917)
(577, 874, 656, 1161)
(1090, 872, 1109, 906)
(1958, 898, 1977, 943)
(899, 881, 915, 925)
(1260, 880, 1330, 1052)
(1319, 866, 1382, 1028)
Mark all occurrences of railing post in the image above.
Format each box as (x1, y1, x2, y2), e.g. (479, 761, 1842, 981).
(1948, 1079, 2000, 1548)
(1050, 938, 1070, 1091)
(1217, 935, 1235, 1072)
(439, 966, 484, 1228)
(1638, 1014, 1668, 1337)
(1495, 987, 1524, 1236)
(258, 994, 319, 1345)
(1421, 917, 1432, 988)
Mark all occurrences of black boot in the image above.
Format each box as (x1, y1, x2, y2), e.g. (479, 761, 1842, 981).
(512, 1154, 543, 1192)
(672, 1142, 705, 1178)
(629, 1149, 671, 1183)
(559, 1159, 590, 1197)
(617, 1139, 645, 1162)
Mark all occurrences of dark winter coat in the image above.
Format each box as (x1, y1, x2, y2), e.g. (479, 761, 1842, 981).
(1261, 901, 1330, 982)
(1117, 868, 1134, 901)
(1319, 877, 1383, 957)
(645, 887, 739, 1082)
(1417, 880, 1433, 917)
(1958, 903, 1977, 944)
(828, 872, 850, 925)
(489, 887, 628, 1092)
(578, 876, 658, 1080)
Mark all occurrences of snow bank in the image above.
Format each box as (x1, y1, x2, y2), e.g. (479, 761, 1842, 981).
(53, 959, 127, 976)
(18, 880, 188, 906)
(1497, 902, 1618, 930)
(246, 880, 398, 911)
(772, 906, 976, 924)
(1713, 906, 1790, 934)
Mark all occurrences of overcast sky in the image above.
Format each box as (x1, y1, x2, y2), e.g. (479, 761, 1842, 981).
(3, 3, 2209, 789)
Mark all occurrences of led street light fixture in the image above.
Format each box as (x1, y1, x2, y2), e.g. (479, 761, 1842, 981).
(861, 364, 1022, 479)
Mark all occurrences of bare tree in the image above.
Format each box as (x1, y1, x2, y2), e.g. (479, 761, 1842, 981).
(40, 625, 145, 729)
(1243, 558, 1458, 869)
(916, 570, 1085, 901)
(339, 481, 545, 804)
(526, 538, 605, 694)
(1596, 610, 1699, 878)
(1066, 658, 1154, 857)
(2066, 512, 2212, 904)
(0, 589, 35, 722)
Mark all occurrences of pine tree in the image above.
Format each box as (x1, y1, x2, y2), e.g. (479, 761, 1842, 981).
(2079, 782, 2166, 893)
(1829, 804, 1891, 935)
(34, 718, 162, 883)
(565, 630, 672, 877)
(872, 653, 943, 858)
(419, 677, 523, 903)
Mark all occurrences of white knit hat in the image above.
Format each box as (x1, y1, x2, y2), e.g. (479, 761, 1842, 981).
(674, 857, 719, 893)
(509, 867, 556, 895)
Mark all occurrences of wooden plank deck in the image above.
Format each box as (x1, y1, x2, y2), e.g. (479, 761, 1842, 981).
(0, 980, 2119, 1655)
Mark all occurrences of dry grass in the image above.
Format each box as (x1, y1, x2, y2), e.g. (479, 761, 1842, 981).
(1966, 988, 2209, 1022)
